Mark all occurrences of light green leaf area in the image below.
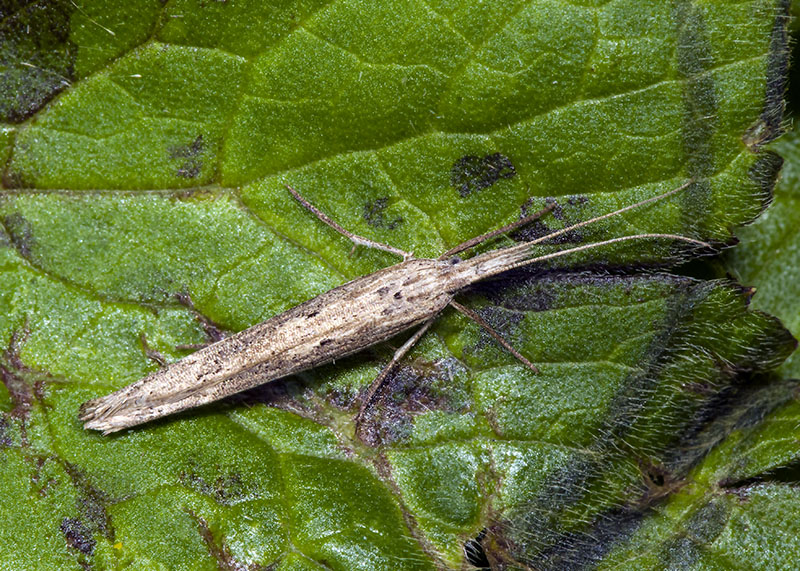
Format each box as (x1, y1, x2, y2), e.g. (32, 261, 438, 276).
(0, 1, 795, 569)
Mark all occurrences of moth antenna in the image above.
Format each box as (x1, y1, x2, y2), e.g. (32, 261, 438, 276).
(287, 185, 414, 260)
(463, 233, 713, 280)
(440, 202, 557, 259)
(522, 178, 696, 249)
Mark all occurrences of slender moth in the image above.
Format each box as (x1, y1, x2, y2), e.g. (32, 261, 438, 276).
(80, 179, 709, 434)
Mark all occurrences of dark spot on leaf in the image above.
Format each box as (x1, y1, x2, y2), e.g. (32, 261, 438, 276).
(59, 462, 113, 540)
(743, 2, 790, 150)
(169, 134, 205, 179)
(319, 338, 332, 346)
(2, 213, 35, 258)
(377, 286, 390, 296)
(60, 517, 96, 556)
(747, 150, 784, 215)
(306, 310, 319, 318)
(179, 461, 253, 505)
(675, 3, 717, 180)
(0, 1, 77, 122)
(393, 291, 403, 299)
(450, 153, 516, 197)
(0, 417, 11, 447)
(512, 198, 584, 245)
(464, 529, 490, 569)
(487, 283, 555, 313)
(363, 197, 402, 230)
(357, 357, 468, 447)
(509, 219, 557, 242)
(469, 307, 524, 355)
(567, 196, 589, 207)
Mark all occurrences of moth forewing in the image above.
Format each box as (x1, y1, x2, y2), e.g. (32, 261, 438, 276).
(80, 258, 465, 434)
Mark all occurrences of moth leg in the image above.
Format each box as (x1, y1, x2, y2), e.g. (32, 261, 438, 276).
(449, 300, 539, 374)
(175, 291, 227, 343)
(355, 316, 438, 428)
(139, 333, 168, 367)
(287, 185, 413, 260)
(439, 201, 556, 259)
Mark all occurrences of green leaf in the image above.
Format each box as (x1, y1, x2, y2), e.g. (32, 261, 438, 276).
(726, 129, 800, 378)
(0, 1, 795, 569)
(598, 390, 800, 570)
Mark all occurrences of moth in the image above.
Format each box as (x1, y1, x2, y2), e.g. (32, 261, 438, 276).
(80, 180, 708, 434)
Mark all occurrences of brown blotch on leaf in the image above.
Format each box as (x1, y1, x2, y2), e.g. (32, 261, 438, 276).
(1, 325, 35, 422)
(450, 153, 516, 197)
(179, 461, 253, 505)
(169, 134, 205, 179)
(363, 197, 403, 230)
(2, 213, 35, 258)
(356, 358, 467, 447)
(60, 517, 96, 556)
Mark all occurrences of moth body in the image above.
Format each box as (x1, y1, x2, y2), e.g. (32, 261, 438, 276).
(80, 257, 468, 433)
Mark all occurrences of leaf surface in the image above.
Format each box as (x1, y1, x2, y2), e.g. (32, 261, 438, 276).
(0, 1, 795, 569)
